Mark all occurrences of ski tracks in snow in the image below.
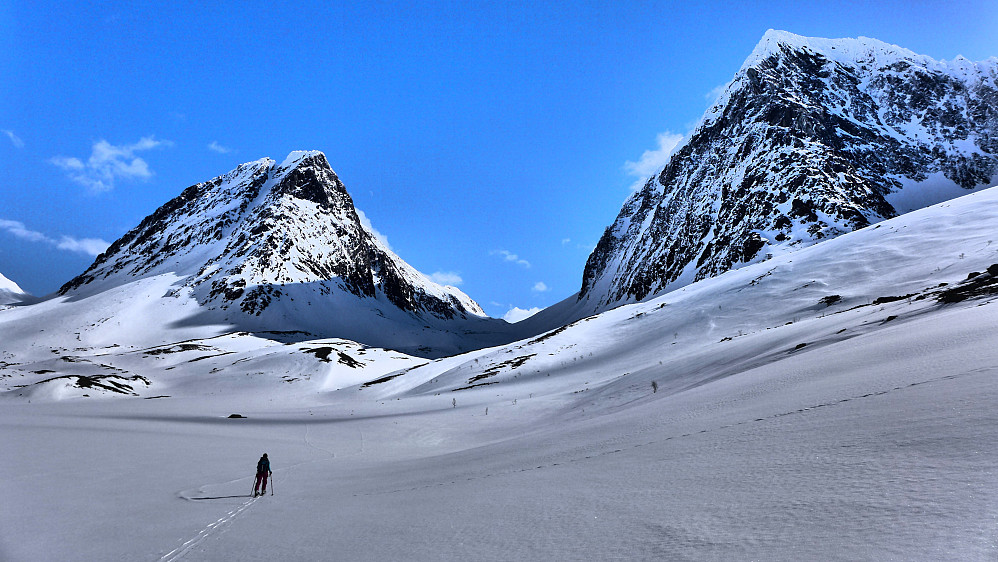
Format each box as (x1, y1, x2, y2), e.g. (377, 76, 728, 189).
(158, 496, 258, 562)
(303, 420, 337, 459)
(160, 422, 340, 560)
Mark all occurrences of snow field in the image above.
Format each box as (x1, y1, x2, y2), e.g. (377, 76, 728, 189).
(3, 187, 998, 559)
(6, 295, 997, 560)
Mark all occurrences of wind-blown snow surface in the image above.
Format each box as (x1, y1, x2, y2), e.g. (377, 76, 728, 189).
(4, 187, 998, 560)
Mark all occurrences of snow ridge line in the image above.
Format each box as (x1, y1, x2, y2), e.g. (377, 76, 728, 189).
(158, 496, 258, 562)
(357, 369, 990, 497)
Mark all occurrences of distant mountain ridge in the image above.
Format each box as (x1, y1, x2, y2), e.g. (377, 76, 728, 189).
(578, 30, 998, 314)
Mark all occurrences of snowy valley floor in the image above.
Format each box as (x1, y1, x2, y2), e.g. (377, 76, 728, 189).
(5, 189, 998, 560)
(4, 296, 998, 561)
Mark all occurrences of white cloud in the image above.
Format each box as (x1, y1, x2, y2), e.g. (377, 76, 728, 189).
(50, 156, 85, 171)
(493, 249, 530, 268)
(355, 208, 392, 250)
(503, 306, 542, 323)
(56, 236, 111, 256)
(0, 219, 48, 243)
(532, 281, 549, 292)
(0, 219, 109, 257)
(50, 136, 172, 193)
(208, 141, 233, 154)
(429, 271, 463, 286)
(705, 83, 728, 106)
(3, 130, 24, 148)
(624, 131, 683, 191)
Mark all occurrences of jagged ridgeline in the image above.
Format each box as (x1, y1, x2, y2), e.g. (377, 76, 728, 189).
(580, 30, 998, 314)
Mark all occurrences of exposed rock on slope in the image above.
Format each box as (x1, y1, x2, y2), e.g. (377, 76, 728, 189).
(57, 151, 509, 356)
(579, 30, 998, 313)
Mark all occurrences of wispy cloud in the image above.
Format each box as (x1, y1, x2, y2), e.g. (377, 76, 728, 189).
(2, 130, 24, 148)
(50, 136, 172, 193)
(705, 83, 728, 106)
(355, 208, 392, 250)
(0, 219, 109, 257)
(55, 236, 111, 256)
(492, 249, 531, 268)
(532, 281, 549, 293)
(208, 141, 233, 154)
(429, 271, 463, 286)
(0, 219, 48, 243)
(503, 306, 542, 323)
(624, 131, 683, 191)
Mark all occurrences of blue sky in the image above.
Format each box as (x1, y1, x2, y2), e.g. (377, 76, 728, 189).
(1, 1, 996, 319)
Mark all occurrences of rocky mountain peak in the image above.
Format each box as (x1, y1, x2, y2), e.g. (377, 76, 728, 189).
(59, 151, 485, 329)
(268, 151, 346, 206)
(743, 30, 925, 73)
(578, 32, 998, 314)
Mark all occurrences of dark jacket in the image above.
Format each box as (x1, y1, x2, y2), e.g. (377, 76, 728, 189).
(256, 456, 270, 474)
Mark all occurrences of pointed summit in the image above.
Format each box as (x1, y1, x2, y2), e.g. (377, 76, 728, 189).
(58, 152, 499, 356)
(578, 32, 998, 315)
(741, 30, 925, 72)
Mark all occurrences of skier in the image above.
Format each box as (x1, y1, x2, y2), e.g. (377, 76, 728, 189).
(254, 453, 272, 496)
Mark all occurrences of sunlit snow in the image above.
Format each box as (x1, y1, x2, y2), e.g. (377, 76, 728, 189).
(3, 186, 998, 560)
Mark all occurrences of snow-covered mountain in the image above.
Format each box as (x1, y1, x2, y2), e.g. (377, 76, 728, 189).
(61, 151, 481, 318)
(579, 30, 998, 314)
(50, 151, 520, 356)
(366, 185, 998, 402)
(0, 272, 28, 305)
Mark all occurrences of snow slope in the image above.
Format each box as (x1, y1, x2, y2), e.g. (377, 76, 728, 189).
(2, 186, 998, 560)
(0, 271, 27, 305)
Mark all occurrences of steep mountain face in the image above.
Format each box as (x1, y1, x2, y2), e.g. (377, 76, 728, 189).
(58, 151, 493, 350)
(579, 30, 998, 313)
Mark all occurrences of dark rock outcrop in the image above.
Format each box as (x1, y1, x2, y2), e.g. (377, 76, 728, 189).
(579, 31, 998, 313)
(60, 151, 485, 322)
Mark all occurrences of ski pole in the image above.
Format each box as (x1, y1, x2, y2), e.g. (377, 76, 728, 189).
(270, 472, 274, 496)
